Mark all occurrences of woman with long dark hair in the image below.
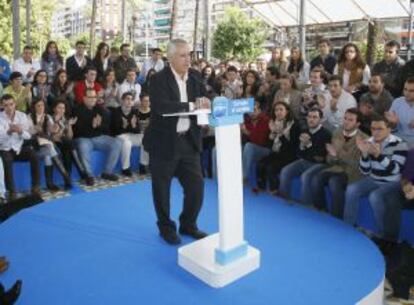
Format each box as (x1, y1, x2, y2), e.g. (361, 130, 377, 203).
(92, 42, 112, 84)
(28, 98, 72, 191)
(141, 68, 156, 95)
(253, 101, 299, 194)
(287, 46, 310, 88)
(50, 99, 87, 179)
(201, 64, 219, 99)
(50, 69, 75, 110)
(41, 41, 63, 83)
(242, 69, 261, 98)
(101, 68, 120, 109)
(31, 70, 51, 107)
(334, 42, 371, 95)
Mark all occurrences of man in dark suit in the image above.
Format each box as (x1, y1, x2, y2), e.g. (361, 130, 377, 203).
(143, 39, 210, 245)
(65, 41, 92, 82)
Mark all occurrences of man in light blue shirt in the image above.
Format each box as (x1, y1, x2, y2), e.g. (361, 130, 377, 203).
(386, 77, 414, 148)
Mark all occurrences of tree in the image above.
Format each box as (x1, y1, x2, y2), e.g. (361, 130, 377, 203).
(211, 7, 268, 63)
(0, 0, 59, 59)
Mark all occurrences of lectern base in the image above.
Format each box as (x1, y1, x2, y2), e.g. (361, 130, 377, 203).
(178, 233, 260, 288)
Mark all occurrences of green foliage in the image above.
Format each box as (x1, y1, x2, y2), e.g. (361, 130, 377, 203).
(0, 0, 58, 59)
(356, 41, 384, 65)
(0, 0, 13, 57)
(211, 7, 268, 63)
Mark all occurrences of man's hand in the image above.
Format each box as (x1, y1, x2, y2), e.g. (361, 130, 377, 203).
(330, 97, 338, 112)
(299, 133, 311, 147)
(92, 114, 102, 129)
(368, 142, 381, 158)
(131, 115, 138, 129)
(385, 111, 399, 125)
(8, 123, 23, 135)
(356, 136, 370, 157)
(122, 117, 128, 129)
(326, 143, 337, 157)
(195, 97, 211, 110)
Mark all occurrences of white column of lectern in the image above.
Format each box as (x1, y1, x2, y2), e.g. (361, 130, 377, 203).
(178, 97, 261, 288)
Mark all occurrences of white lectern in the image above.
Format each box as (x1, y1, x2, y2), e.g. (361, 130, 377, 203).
(178, 97, 261, 288)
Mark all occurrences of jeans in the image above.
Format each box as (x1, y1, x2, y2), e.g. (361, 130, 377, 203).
(117, 133, 149, 170)
(344, 177, 402, 240)
(36, 143, 59, 166)
(242, 142, 270, 179)
(75, 135, 122, 177)
(310, 170, 348, 218)
(0, 157, 5, 198)
(371, 182, 404, 241)
(279, 159, 326, 202)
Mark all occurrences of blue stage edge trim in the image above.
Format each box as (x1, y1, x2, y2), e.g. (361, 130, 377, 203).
(215, 242, 249, 265)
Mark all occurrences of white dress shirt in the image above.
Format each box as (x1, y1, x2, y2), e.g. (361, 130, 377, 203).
(0, 110, 32, 154)
(323, 89, 357, 130)
(140, 58, 165, 80)
(118, 81, 142, 107)
(171, 67, 191, 133)
(12, 57, 41, 83)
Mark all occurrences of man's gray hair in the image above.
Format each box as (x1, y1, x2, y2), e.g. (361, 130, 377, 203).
(166, 39, 188, 59)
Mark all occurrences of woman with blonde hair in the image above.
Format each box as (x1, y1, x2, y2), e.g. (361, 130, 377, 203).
(268, 47, 287, 73)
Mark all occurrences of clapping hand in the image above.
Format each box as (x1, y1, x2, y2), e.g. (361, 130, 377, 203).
(330, 97, 338, 112)
(403, 183, 414, 200)
(385, 111, 399, 125)
(8, 123, 23, 135)
(368, 142, 381, 158)
(131, 115, 138, 129)
(122, 117, 128, 129)
(50, 123, 60, 133)
(68, 117, 78, 126)
(356, 136, 370, 157)
(326, 143, 337, 157)
(299, 132, 311, 147)
(92, 114, 102, 128)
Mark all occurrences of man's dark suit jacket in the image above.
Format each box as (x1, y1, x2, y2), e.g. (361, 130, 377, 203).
(143, 67, 206, 161)
(65, 55, 92, 82)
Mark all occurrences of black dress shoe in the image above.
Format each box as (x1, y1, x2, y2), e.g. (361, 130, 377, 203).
(2, 280, 22, 305)
(179, 227, 208, 240)
(101, 173, 119, 181)
(159, 231, 181, 245)
(85, 177, 95, 186)
(121, 168, 133, 177)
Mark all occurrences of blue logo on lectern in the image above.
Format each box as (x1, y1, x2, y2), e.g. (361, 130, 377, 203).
(210, 97, 254, 127)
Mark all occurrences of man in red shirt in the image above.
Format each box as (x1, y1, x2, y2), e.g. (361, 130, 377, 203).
(74, 66, 103, 104)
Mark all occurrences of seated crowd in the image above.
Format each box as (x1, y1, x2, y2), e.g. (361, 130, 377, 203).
(0, 41, 157, 201)
(0, 38, 414, 252)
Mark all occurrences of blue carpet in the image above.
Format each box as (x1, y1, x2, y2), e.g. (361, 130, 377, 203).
(0, 180, 384, 305)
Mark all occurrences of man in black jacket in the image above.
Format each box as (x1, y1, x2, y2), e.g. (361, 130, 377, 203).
(143, 39, 210, 245)
(112, 92, 149, 176)
(73, 89, 122, 186)
(65, 41, 92, 82)
(278, 108, 331, 202)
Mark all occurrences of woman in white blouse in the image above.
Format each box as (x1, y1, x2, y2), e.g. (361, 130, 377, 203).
(334, 42, 371, 94)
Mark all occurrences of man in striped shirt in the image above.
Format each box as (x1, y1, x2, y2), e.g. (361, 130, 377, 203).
(343, 114, 408, 241)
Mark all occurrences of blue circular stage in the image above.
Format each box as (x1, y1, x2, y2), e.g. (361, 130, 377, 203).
(0, 180, 384, 305)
